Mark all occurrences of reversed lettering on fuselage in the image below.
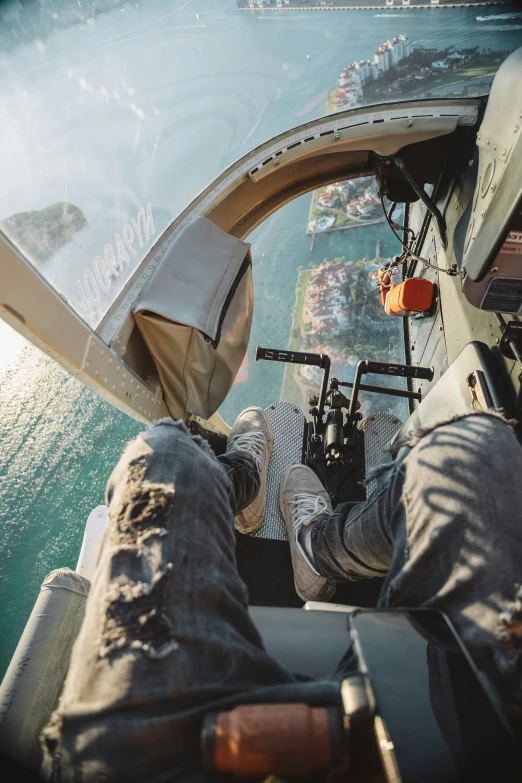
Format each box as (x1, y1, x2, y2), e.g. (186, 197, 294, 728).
(76, 203, 155, 314)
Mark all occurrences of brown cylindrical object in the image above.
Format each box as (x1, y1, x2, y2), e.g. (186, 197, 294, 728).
(202, 703, 343, 778)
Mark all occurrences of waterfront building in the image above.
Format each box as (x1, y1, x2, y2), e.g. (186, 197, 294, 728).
(399, 34, 413, 57)
(390, 39, 405, 66)
(355, 60, 370, 83)
(369, 61, 380, 80)
(374, 46, 391, 73)
(393, 37, 404, 60)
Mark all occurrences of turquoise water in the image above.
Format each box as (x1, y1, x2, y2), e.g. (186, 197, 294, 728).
(1, 0, 522, 678)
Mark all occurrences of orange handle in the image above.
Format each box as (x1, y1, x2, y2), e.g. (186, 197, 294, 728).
(202, 703, 345, 778)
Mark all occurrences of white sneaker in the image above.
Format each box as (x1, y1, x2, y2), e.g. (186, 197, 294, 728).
(227, 407, 274, 534)
(279, 464, 336, 602)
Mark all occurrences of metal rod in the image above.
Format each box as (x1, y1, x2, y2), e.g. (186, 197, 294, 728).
(509, 339, 522, 369)
(337, 380, 421, 401)
(393, 156, 447, 249)
(347, 362, 366, 434)
(316, 354, 331, 434)
(256, 346, 331, 434)
(494, 312, 507, 330)
(347, 360, 433, 432)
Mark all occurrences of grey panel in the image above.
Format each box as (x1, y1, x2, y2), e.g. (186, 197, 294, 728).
(408, 244, 441, 365)
(394, 341, 506, 443)
(249, 606, 351, 678)
(415, 329, 448, 400)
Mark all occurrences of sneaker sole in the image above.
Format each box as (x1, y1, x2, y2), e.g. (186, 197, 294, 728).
(234, 409, 274, 535)
(278, 466, 311, 603)
(279, 465, 335, 604)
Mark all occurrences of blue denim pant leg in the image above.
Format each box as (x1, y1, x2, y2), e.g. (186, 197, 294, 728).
(42, 418, 340, 783)
(311, 412, 522, 664)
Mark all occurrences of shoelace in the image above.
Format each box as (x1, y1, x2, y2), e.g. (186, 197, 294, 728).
(228, 430, 265, 472)
(289, 493, 329, 535)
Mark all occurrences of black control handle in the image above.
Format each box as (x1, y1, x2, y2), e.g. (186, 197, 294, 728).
(364, 361, 434, 382)
(346, 360, 434, 433)
(257, 346, 331, 436)
(256, 346, 328, 369)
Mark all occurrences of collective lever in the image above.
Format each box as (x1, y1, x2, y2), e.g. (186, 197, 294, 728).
(346, 359, 434, 432)
(256, 346, 331, 435)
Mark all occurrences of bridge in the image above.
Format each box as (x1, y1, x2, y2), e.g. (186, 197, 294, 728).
(237, 0, 508, 11)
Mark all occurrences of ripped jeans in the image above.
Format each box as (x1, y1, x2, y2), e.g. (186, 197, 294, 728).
(42, 413, 522, 781)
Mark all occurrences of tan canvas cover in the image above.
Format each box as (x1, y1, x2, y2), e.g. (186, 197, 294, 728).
(134, 216, 253, 421)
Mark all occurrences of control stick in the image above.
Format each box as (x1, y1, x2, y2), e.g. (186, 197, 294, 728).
(256, 347, 331, 435)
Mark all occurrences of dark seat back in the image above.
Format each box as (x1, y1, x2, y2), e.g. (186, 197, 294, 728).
(249, 606, 352, 677)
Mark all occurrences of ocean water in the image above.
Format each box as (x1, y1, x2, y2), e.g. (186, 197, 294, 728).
(1, 0, 521, 677)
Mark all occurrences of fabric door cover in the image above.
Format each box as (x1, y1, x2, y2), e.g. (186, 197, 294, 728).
(134, 217, 253, 421)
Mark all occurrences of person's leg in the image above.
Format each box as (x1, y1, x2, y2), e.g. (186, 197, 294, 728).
(42, 416, 337, 783)
(219, 406, 274, 533)
(282, 413, 522, 657)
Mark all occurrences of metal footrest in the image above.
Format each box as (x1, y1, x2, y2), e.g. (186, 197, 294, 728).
(359, 412, 403, 497)
(254, 405, 402, 540)
(252, 401, 306, 540)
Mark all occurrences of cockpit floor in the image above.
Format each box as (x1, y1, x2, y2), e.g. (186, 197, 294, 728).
(233, 403, 401, 609)
(236, 532, 383, 609)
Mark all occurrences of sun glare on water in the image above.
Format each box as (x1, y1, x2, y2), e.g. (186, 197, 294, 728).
(0, 319, 27, 371)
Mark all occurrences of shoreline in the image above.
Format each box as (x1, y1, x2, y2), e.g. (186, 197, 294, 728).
(306, 215, 386, 236)
(281, 269, 314, 408)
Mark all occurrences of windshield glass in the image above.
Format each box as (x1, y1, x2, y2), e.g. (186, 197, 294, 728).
(219, 179, 409, 426)
(0, 0, 520, 326)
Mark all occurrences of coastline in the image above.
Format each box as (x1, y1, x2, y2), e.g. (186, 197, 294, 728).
(281, 257, 401, 410)
(282, 268, 313, 408)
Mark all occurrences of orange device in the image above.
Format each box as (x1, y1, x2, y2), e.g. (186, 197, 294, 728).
(379, 271, 434, 317)
(202, 703, 345, 777)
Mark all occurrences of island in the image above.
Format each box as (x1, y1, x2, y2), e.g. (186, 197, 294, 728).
(0, 202, 87, 264)
(282, 253, 407, 418)
(307, 32, 513, 241)
(308, 177, 384, 235)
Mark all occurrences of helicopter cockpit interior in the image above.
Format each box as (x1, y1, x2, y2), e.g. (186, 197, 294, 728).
(1, 2, 522, 780)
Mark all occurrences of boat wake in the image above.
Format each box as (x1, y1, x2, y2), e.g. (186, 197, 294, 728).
(476, 13, 522, 22)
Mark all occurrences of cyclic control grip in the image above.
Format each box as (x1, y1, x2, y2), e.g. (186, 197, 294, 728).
(364, 360, 434, 381)
(256, 346, 327, 368)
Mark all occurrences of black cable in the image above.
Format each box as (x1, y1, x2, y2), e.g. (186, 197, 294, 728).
(494, 313, 507, 330)
(393, 156, 447, 248)
(380, 196, 458, 277)
(407, 128, 460, 278)
(388, 201, 415, 238)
